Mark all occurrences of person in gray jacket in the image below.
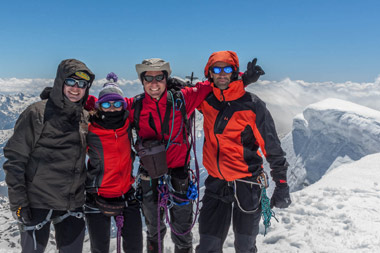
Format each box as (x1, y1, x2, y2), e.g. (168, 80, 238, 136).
(3, 59, 95, 253)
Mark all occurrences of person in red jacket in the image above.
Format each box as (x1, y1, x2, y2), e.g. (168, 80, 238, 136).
(196, 51, 291, 253)
(85, 73, 142, 253)
(128, 58, 212, 253)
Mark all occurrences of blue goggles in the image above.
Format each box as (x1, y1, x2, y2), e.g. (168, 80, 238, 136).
(64, 78, 89, 88)
(100, 101, 123, 109)
(211, 66, 234, 74)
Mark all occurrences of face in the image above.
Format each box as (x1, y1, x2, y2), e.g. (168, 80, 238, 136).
(100, 101, 123, 112)
(142, 71, 166, 100)
(63, 83, 87, 102)
(209, 61, 233, 90)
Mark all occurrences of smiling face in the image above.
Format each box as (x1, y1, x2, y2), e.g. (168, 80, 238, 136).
(63, 83, 87, 102)
(209, 61, 233, 90)
(142, 71, 167, 100)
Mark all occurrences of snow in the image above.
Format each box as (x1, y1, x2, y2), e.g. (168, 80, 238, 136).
(255, 153, 380, 253)
(2, 153, 379, 252)
(283, 98, 380, 191)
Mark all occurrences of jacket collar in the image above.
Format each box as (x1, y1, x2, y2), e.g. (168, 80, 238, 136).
(212, 80, 245, 102)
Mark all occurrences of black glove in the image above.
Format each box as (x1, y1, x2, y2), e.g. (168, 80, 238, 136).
(242, 58, 265, 86)
(13, 206, 32, 224)
(270, 184, 291, 209)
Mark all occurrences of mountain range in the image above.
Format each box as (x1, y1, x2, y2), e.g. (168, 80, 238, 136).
(0, 83, 380, 252)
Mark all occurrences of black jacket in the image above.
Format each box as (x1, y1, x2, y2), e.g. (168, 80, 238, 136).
(3, 59, 95, 211)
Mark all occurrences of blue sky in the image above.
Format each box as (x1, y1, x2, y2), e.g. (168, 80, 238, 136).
(1, 0, 380, 82)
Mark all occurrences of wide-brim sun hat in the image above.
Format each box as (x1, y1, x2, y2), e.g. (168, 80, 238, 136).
(135, 58, 172, 82)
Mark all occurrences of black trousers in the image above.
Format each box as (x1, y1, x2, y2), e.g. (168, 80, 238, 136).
(139, 170, 193, 250)
(19, 208, 85, 253)
(196, 175, 262, 253)
(85, 194, 143, 253)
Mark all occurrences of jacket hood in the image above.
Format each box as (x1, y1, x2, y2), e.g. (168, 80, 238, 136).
(204, 51, 240, 78)
(43, 59, 95, 108)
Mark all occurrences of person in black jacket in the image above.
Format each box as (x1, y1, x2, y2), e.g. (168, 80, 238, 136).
(3, 59, 95, 253)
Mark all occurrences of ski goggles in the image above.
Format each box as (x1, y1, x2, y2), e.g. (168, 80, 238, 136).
(143, 74, 165, 82)
(210, 66, 234, 74)
(100, 101, 123, 109)
(64, 78, 89, 88)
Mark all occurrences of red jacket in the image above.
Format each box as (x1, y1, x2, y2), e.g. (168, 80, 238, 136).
(86, 119, 135, 198)
(198, 80, 288, 182)
(126, 82, 212, 169)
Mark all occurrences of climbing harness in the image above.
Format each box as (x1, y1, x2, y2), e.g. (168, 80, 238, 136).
(16, 209, 84, 251)
(84, 199, 126, 253)
(234, 172, 278, 235)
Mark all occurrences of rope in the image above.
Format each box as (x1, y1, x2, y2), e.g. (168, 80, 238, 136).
(157, 180, 169, 253)
(155, 100, 201, 253)
(116, 214, 124, 253)
(234, 175, 278, 236)
(260, 187, 278, 236)
(165, 91, 175, 150)
(233, 180, 261, 214)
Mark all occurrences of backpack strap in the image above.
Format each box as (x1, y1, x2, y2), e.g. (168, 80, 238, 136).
(132, 90, 190, 145)
(161, 91, 174, 136)
(163, 90, 190, 144)
(132, 93, 145, 136)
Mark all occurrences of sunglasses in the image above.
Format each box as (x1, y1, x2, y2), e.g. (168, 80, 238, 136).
(211, 66, 234, 74)
(143, 74, 165, 82)
(100, 101, 123, 109)
(64, 78, 89, 88)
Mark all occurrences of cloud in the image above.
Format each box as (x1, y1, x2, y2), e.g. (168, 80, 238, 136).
(0, 78, 144, 98)
(247, 77, 380, 135)
(1, 76, 380, 135)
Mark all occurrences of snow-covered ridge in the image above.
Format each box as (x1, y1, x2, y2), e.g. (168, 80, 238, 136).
(283, 98, 380, 191)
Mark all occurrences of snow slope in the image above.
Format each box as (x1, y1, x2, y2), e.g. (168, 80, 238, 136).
(1, 153, 379, 252)
(282, 98, 380, 191)
(254, 153, 380, 253)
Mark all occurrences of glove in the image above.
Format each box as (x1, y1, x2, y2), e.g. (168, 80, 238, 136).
(270, 184, 291, 209)
(242, 58, 265, 86)
(85, 95, 98, 111)
(13, 206, 32, 224)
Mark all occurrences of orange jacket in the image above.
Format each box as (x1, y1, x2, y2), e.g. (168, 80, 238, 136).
(198, 80, 288, 182)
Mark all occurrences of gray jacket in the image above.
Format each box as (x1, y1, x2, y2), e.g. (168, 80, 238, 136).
(3, 59, 95, 211)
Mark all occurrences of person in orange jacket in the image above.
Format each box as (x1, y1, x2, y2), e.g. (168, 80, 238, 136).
(196, 51, 291, 253)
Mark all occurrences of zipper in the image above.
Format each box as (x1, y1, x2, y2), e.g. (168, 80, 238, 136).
(214, 89, 227, 180)
(155, 101, 164, 140)
(115, 129, 123, 196)
(214, 132, 226, 180)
